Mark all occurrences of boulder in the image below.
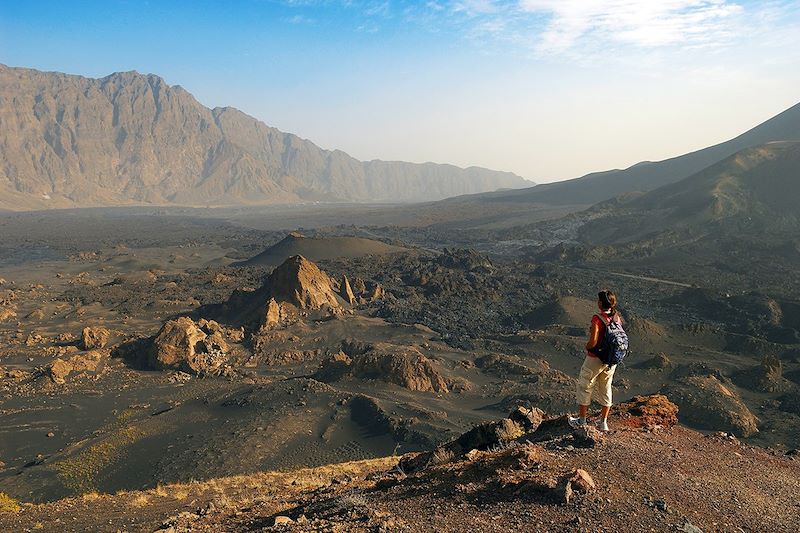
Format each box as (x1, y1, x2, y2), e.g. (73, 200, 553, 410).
(508, 405, 545, 432)
(46, 350, 109, 384)
(662, 375, 759, 437)
(561, 469, 596, 503)
(572, 425, 605, 447)
(150, 317, 229, 374)
(368, 284, 384, 302)
(69, 350, 108, 372)
(49, 359, 73, 384)
(81, 326, 110, 349)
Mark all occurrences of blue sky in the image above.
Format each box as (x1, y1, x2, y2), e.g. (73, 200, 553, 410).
(1, 0, 799, 182)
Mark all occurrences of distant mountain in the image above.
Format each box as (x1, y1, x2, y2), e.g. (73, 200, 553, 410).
(578, 141, 800, 244)
(570, 140, 800, 252)
(464, 100, 800, 208)
(0, 65, 529, 210)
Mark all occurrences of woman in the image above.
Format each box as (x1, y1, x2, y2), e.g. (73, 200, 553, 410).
(569, 290, 621, 432)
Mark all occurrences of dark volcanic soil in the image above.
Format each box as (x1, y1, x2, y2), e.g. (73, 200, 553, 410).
(1, 208, 799, 509)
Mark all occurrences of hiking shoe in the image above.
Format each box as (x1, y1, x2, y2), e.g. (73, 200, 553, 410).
(597, 419, 610, 432)
(568, 416, 587, 429)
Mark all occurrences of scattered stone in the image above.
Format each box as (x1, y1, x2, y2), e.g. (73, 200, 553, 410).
(56, 332, 76, 342)
(81, 326, 110, 349)
(168, 371, 192, 384)
(572, 425, 604, 447)
(49, 359, 73, 384)
(25, 333, 44, 346)
(273, 516, 294, 525)
(46, 432, 55, 438)
(0, 307, 16, 322)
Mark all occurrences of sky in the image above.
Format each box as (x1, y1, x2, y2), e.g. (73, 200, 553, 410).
(1, 0, 799, 183)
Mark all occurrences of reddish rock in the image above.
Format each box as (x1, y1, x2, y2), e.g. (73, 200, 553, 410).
(616, 394, 679, 429)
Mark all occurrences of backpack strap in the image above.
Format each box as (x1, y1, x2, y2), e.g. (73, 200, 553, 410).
(594, 313, 611, 326)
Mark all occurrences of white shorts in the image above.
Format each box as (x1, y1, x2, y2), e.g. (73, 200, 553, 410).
(576, 356, 616, 407)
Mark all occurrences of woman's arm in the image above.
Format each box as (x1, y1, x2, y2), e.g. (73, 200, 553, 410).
(586, 319, 601, 351)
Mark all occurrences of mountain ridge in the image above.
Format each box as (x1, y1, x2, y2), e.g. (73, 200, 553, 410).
(0, 65, 530, 210)
(451, 100, 800, 208)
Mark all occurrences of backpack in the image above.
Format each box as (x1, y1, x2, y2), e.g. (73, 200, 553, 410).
(595, 314, 628, 366)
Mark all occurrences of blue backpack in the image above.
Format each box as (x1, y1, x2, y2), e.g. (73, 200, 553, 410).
(595, 314, 628, 366)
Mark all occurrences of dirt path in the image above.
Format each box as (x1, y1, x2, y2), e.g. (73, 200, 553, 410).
(575, 267, 694, 288)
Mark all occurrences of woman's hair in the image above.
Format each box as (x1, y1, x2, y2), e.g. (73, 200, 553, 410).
(598, 290, 617, 316)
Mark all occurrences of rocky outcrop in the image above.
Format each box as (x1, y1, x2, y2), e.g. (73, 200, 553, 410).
(150, 317, 230, 375)
(662, 374, 759, 437)
(0, 307, 16, 322)
(227, 256, 342, 332)
(81, 326, 110, 350)
(615, 394, 679, 429)
(400, 405, 545, 473)
(340, 276, 356, 306)
(436, 248, 494, 272)
(733, 354, 792, 393)
(266, 256, 340, 311)
(318, 342, 450, 393)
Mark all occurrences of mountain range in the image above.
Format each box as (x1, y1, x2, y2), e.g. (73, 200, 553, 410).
(0, 65, 529, 210)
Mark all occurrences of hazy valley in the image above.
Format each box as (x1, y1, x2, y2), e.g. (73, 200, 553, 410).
(1, 67, 799, 532)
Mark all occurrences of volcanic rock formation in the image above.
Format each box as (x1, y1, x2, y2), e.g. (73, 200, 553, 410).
(150, 317, 230, 375)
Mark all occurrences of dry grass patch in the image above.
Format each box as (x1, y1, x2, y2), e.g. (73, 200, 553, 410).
(0, 492, 22, 513)
(130, 494, 150, 507)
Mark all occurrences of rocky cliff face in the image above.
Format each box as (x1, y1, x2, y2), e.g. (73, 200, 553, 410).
(0, 65, 528, 210)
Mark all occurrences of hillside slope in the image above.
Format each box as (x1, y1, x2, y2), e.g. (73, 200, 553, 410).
(459, 100, 800, 208)
(0, 65, 528, 210)
(579, 141, 800, 244)
(1, 397, 797, 532)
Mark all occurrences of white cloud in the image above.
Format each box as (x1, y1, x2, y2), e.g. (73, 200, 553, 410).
(519, 0, 744, 53)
